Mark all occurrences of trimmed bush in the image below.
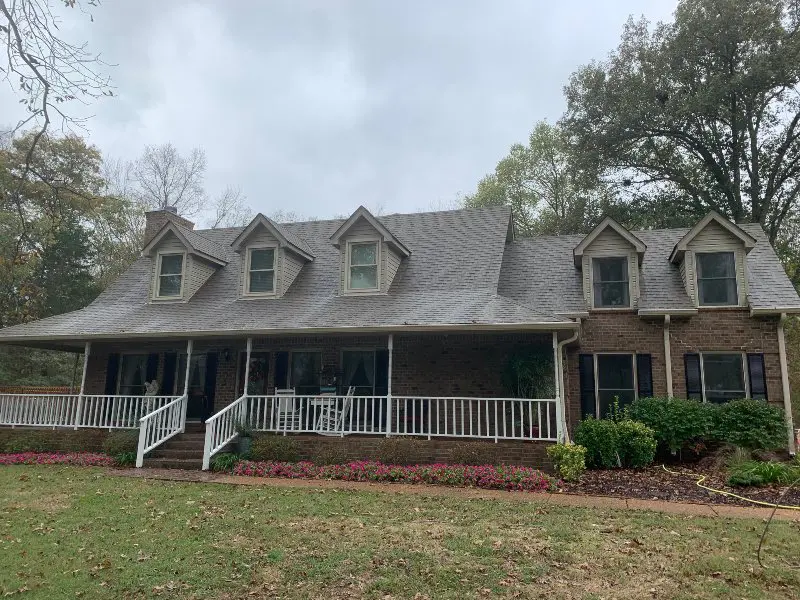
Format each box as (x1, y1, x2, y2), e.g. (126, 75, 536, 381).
(627, 397, 712, 453)
(712, 399, 786, 450)
(0, 429, 106, 453)
(310, 443, 350, 466)
(102, 430, 138, 457)
(616, 420, 657, 468)
(448, 441, 498, 466)
(210, 452, 240, 472)
(250, 435, 299, 462)
(376, 437, 427, 466)
(574, 418, 620, 469)
(546, 443, 586, 482)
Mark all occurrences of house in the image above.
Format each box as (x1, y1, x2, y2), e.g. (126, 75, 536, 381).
(0, 205, 797, 469)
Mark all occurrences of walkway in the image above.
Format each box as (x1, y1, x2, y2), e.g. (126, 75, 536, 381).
(108, 467, 800, 522)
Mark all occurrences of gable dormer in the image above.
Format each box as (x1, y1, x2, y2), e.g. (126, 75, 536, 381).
(231, 214, 314, 299)
(573, 217, 646, 310)
(330, 206, 411, 295)
(669, 211, 756, 308)
(142, 220, 228, 303)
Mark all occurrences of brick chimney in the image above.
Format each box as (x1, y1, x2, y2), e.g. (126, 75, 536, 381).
(143, 206, 195, 247)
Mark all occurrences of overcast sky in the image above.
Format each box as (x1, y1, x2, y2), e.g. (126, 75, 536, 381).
(0, 0, 678, 224)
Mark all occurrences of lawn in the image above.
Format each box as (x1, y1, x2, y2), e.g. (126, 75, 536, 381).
(1, 467, 799, 599)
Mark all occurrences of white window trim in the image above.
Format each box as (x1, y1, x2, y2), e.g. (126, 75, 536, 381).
(698, 351, 750, 402)
(694, 251, 739, 307)
(590, 256, 632, 310)
(244, 245, 278, 297)
(345, 238, 381, 294)
(593, 352, 638, 418)
(117, 352, 149, 396)
(154, 251, 186, 301)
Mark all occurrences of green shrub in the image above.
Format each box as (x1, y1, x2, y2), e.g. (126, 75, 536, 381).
(727, 460, 800, 487)
(310, 443, 349, 466)
(574, 418, 620, 469)
(627, 397, 712, 453)
(102, 430, 138, 457)
(114, 451, 137, 467)
(616, 420, 657, 468)
(546, 443, 586, 482)
(250, 435, 299, 462)
(448, 441, 498, 465)
(712, 400, 786, 450)
(376, 437, 428, 466)
(210, 452, 240, 472)
(4, 430, 52, 452)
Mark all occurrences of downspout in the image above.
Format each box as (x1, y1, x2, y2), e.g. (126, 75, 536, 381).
(664, 315, 673, 397)
(777, 313, 797, 456)
(555, 320, 580, 443)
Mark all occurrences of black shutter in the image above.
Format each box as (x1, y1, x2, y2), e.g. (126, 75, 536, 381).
(684, 353, 702, 400)
(578, 354, 596, 419)
(274, 351, 289, 390)
(204, 353, 218, 419)
(145, 353, 158, 383)
(104, 353, 120, 395)
(636, 354, 653, 398)
(747, 353, 768, 400)
(161, 352, 177, 395)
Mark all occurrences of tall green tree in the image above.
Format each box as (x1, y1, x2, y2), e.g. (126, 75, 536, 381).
(562, 0, 800, 243)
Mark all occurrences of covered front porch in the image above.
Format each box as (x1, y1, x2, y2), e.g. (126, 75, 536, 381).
(0, 329, 576, 469)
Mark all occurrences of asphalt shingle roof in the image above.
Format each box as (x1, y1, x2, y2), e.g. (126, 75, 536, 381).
(0, 207, 797, 342)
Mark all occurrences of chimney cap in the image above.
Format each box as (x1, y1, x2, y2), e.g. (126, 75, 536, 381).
(163, 205, 178, 214)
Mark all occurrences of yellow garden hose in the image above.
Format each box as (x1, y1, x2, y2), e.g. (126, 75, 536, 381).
(661, 464, 800, 511)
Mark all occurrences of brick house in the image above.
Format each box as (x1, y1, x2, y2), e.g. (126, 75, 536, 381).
(0, 205, 797, 468)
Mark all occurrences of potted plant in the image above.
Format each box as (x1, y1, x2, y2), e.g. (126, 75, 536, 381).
(235, 421, 253, 456)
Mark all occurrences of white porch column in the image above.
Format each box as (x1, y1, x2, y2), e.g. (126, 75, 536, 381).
(386, 334, 393, 436)
(778, 315, 797, 456)
(552, 332, 564, 442)
(241, 337, 252, 423)
(664, 315, 673, 397)
(74, 341, 91, 430)
(180, 339, 193, 432)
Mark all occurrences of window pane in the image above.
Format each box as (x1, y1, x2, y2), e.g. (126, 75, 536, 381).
(351, 243, 377, 266)
(291, 352, 321, 393)
(698, 278, 737, 305)
(342, 350, 376, 395)
(250, 248, 275, 271)
(249, 270, 274, 293)
(597, 355, 635, 390)
(594, 257, 628, 283)
(598, 389, 636, 418)
(160, 254, 183, 275)
(119, 354, 148, 396)
(158, 274, 182, 297)
(697, 252, 735, 278)
(594, 282, 630, 307)
(350, 265, 378, 289)
(703, 354, 745, 403)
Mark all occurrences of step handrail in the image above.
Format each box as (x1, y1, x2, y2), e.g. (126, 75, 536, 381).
(136, 394, 188, 468)
(202, 393, 248, 470)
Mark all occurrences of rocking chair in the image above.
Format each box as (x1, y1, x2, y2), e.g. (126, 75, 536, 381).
(315, 386, 355, 436)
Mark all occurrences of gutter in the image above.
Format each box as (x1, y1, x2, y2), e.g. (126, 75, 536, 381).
(777, 313, 797, 456)
(750, 306, 800, 317)
(664, 315, 673, 397)
(638, 308, 698, 317)
(556, 321, 580, 443)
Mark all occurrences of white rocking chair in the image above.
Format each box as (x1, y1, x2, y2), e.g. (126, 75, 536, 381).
(275, 388, 300, 431)
(315, 386, 355, 436)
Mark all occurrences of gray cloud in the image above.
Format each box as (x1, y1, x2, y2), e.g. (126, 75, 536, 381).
(0, 0, 678, 222)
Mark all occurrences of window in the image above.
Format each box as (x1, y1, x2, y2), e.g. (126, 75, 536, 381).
(246, 247, 276, 294)
(157, 253, 184, 298)
(595, 354, 636, 416)
(696, 252, 738, 306)
(348, 242, 379, 291)
(290, 351, 322, 395)
(592, 257, 629, 308)
(118, 354, 148, 396)
(700, 353, 746, 403)
(342, 350, 376, 395)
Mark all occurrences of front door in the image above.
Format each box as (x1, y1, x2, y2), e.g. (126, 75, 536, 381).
(177, 353, 217, 421)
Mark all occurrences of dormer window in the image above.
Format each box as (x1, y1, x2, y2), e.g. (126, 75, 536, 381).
(592, 257, 630, 308)
(246, 247, 276, 295)
(347, 241, 380, 291)
(156, 253, 185, 298)
(696, 252, 737, 306)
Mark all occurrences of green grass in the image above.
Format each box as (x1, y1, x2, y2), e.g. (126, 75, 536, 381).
(1, 467, 799, 599)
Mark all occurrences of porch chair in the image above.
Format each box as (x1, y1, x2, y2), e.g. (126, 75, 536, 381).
(315, 386, 355, 436)
(275, 388, 300, 431)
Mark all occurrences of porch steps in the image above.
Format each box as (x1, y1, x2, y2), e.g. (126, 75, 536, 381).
(143, 427, 206, 470)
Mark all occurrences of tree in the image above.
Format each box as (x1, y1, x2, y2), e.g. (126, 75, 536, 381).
(207, 186, 254, 229)
(464, 121, 615, 235)
(133, 143, 207, 218)
(562, 0, 800, 243)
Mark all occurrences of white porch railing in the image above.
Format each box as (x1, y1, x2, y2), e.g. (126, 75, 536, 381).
(135, 395, 188, 468)
(0, 394, 179, 429)
(202, 395, 558, 469)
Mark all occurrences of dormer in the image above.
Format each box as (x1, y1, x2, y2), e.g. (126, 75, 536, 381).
(330, 206, 411, 295)
(142, 220, 228, 303)
(573, 217, 646, 310)
(231, 214, 314, 299)
(669, 211, 756, 308)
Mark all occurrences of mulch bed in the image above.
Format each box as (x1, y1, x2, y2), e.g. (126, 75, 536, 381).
(561, 465, 800, 508)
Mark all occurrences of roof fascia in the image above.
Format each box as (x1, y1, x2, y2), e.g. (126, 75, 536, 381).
(573, 216, 647, 267)
(670, 211, 757, 264)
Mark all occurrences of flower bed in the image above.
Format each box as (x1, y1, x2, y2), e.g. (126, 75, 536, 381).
(0, 452, 115, 467)
(233, 460, 556, 492)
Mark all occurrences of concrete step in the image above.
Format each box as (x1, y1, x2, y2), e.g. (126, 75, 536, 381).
(143, 457, 203, 470)
(159, 439, 206, 450)
(149, 448, 202, 459)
